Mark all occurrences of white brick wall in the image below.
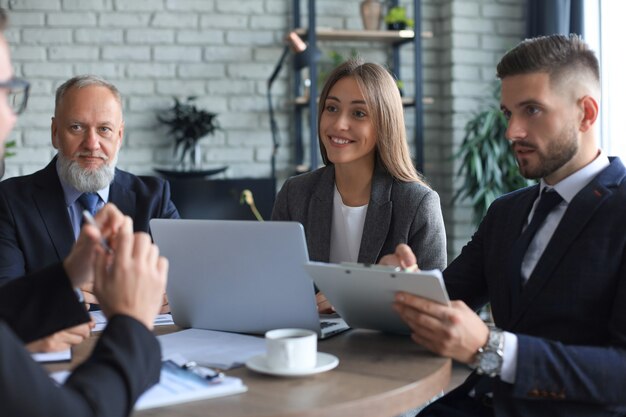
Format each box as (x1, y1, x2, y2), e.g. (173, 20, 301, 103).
(1, 0, 524, 260)
(431, 0, 525, 259)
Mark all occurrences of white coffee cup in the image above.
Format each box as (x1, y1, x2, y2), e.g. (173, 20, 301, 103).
(265, 328, 317, 371)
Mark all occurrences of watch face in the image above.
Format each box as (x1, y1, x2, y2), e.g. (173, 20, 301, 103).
(480, 351, 501, 373)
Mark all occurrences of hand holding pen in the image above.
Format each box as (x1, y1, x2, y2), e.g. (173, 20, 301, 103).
(64, 203, 127, 289)
(82, 210, 113, 253)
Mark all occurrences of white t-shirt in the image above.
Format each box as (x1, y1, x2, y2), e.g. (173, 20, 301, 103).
(329, 185, 368, 263)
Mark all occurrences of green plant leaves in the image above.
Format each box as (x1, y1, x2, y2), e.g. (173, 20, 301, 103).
(453, 86, 534, 225)
(157, 97, 220, 168)
(384, 6, 414, 27)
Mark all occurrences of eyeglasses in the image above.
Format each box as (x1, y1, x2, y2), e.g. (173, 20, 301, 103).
(0, 77, 30, 115)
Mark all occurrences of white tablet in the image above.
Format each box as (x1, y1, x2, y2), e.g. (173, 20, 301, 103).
(304, 262, 450, 335)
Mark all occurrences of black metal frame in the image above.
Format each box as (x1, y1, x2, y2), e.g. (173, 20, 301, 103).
(291, 0, 423, 173)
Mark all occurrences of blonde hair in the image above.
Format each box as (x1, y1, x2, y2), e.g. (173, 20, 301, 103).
(317, 59, 425, 185)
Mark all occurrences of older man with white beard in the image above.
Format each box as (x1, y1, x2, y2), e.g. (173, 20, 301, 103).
(0, 75, 179, 352)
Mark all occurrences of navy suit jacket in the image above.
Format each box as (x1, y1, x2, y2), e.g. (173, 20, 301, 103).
(0, 158, 179, 283)
(443, 157, 626, 416)
(0, 263, 160, 416)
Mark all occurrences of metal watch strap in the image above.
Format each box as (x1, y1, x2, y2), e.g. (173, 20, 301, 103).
(486, 326, 503, 351)
(474, 326, 504, 377)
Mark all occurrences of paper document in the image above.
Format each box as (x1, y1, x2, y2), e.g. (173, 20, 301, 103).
(32, 348, 71, 363)
(90, 311, 174, 332)
(50, 357, 247, 410)
(158, 328, 266, 369)
(135, 360, 247, 410)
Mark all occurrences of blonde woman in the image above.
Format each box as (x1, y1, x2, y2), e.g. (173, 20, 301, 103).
(272, 59, 446, 311)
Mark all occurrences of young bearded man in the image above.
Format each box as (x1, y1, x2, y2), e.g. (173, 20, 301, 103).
(384, 34, 626, 416)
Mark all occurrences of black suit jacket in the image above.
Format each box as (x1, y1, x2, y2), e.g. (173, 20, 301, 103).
(442, 157, 626, 416)
(0, 158, 179, 283)
(0, 263, 161, 417)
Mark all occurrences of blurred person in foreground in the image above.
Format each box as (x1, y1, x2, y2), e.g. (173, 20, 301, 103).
(0, 8, 168, 416)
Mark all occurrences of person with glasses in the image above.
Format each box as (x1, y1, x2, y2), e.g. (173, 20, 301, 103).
(0, 76, 28, 178)
(0, 8, 169, 417)
(0, 76, 28, 112)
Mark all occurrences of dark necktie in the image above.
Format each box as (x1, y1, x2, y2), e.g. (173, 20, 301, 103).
(473, 190, 564, 399)
(78, 192, 100, 216)
(78, 192, 101, 312)
(508, 189, 563, 307)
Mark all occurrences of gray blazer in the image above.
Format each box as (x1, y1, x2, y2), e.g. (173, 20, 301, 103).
(272, 164, 447, 270)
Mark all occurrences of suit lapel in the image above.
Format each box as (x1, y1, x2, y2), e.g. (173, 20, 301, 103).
(358, 165, 392, 264)
(109, 170, 136, 222)
(306, 166, 334, 262)
(33, 160, 75, 259)
(508, 159, 625, 329)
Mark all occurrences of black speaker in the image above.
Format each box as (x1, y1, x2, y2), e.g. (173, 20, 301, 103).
(167, 178, 276, 221)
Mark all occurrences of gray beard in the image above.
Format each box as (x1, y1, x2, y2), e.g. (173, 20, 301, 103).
(57, 152, 117, 192)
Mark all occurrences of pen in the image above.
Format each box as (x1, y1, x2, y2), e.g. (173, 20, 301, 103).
(82, 210, 112, 253)
(181, 360, 225, 381)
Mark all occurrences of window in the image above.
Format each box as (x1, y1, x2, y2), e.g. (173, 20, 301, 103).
(585, 0, 626, 159)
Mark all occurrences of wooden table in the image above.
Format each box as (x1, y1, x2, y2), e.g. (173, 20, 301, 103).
(50, 327, 451, 417)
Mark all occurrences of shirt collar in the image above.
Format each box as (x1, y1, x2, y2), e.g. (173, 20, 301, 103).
(540, 149, 610, 203)
(55, 157, 111, 206)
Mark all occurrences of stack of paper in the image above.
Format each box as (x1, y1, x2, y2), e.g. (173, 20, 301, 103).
(32, 349, 71, 363)
(90, 311, 174, 332)
(158, 328, 266, 369)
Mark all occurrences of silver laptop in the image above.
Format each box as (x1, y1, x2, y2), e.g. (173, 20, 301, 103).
(150, 219, 348, 339)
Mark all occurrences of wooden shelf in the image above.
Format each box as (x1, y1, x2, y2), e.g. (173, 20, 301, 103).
(294, 28, 432, 43)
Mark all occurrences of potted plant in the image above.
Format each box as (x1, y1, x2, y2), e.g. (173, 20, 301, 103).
(395, 79, 405, 96)
(5, 140, 16, 158)
(317, 49, 358, 88)
(384, 6, 414, 30)
(454, 85, 534, 225)
(157, 96, 221, 173)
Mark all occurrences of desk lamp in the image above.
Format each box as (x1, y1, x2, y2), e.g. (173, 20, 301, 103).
(267, 32, 309, 183)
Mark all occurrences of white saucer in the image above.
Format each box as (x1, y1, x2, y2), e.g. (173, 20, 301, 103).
(245, 352, 339, 377)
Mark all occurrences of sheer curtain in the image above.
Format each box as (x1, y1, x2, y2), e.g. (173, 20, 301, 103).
(526, 0, 625, 160)
(584, 1, 626, 160)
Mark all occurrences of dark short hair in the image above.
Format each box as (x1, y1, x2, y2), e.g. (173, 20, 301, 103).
(496, 34, 599, 85)
(0, 8, 7, 31)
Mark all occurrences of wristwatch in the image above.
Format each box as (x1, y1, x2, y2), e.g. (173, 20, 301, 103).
(473, 326, 504, 377)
